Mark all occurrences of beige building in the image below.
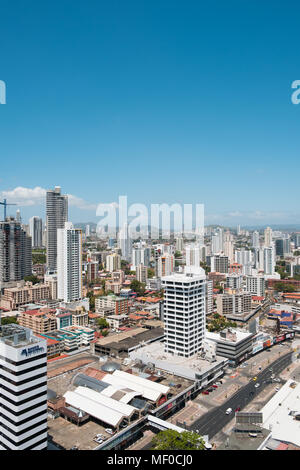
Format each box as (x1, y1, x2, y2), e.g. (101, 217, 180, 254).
(71, 308, 89, 326)
(216, 292, 252, 316)
(95, 294, 129, 315)
(18, 308, 57, 335)
(0, 282, 51, 310)
(136, 264, 148, 283)
(106, 253, 121, 272)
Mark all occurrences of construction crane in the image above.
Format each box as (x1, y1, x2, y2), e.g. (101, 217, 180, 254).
(0, 199, 17, 220)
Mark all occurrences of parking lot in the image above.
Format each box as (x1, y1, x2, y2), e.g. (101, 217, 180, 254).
(47, 416, 114, 450)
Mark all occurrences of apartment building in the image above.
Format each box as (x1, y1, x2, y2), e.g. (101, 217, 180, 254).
(216, 292, 252, 316)
(18, 308, 57, 335)
(0, 282, 51, 310)
(95, 295, 129, 315)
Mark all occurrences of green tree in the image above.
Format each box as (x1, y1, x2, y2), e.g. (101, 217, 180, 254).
(148, 268, 155, 279)
(151, 430, 206, 450)
(130, 280, 145, 295)
(96, 318, 109, 330)
(1, 316, 17, 325)
(24, 275, 40, 285)
(273, 282, 296, 293)
(86, 291, 96, 310)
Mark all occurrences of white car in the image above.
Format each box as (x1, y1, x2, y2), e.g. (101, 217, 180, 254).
(255, 383, 260, 388)
(225, 408, 232, 415)
(275, 386, 280, 392)
(105, 428, 114, 435)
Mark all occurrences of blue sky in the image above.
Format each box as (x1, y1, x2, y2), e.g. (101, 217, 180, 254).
(1, 0, 300, 225)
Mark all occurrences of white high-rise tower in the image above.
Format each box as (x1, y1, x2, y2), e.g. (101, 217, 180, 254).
(57, 222, 82, 302)
(162, 266, 206, 358)
(0, 324, 48, 450)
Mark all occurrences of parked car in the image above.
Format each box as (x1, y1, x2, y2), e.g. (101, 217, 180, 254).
(275, 386, 280, 392)
(225, 408, 232, 415)
(273, 378, 281, 383)
(254, 383, 260, 388)
(235, 407, 241, 412)
(212, 385, 218, 389)
(105, 428, 115, 435)
(207, 387, 214, 392)
(202, 391, 209, 395)
(252, 376, 258, 381)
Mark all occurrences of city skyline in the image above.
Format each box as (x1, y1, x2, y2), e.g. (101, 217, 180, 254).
(1, 1, 300, 225)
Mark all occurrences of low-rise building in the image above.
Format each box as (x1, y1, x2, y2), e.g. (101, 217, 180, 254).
(205, 328, 254, 365)
(95, 295, 129, 315)
(106, 314, 129, 330)
(216, 292, 252, 317)
(0, 281, 51, 310)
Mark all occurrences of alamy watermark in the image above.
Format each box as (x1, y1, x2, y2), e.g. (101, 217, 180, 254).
(0, 80, 6, 104)
(96, 195, 204, 240)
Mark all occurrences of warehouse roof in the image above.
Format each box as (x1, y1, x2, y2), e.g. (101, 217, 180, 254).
(74, 386, 137, 418)
(63, 390, 124, 428)
(101, 370, 169, 402)
(260, 379, 300, 447)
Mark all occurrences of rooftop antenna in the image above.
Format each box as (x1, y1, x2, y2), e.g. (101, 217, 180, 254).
(0, 199, 17, 220)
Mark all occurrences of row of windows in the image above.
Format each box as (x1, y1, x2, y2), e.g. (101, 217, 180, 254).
(0, 417, 47, 437)
(0, 353, 47, 367)
(0, 407, 47, 427)
(0, 389, 47, 407)
(1, 360, 46, 377)
(0, 370, 46, 386)
(1, 399, 47, 417)
(0, 431, 47, 449)
(0, 380, 47, 397)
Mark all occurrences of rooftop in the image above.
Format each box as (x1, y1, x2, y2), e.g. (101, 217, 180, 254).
(260, 379, 300, 447)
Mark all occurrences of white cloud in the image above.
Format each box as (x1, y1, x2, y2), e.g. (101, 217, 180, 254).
(0, 186, 96, 211)
(0, 186, 46, 206)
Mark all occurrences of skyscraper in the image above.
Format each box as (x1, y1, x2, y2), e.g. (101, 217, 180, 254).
(185, 243, 201, 267)
(162, 266, 206, 357)
(263, 245, 275, 275)
(106, 252, 121, 272)
(29, 216, 43, 248)
(252, 230, 260, 249)
(57, 222, 82, 302)
(264, 227, 273, 247)
(117, 224, 132, 261)
(46, 186, 68, 272)
(0, 217, 32, 288)
(157, 253, 174, 277)
(0, 324, 48, 450)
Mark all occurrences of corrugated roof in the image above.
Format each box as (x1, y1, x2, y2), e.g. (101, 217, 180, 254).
(64, 390, 124, 427)
(75, 386, 137, 417)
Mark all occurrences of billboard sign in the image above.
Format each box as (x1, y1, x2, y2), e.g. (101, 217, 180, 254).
(252, 343, 263, 354)
(274, 334, 286, 344)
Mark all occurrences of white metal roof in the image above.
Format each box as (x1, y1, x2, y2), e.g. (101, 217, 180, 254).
(100, 384, 140, 404)
(102, 373, 160, 401)
(260, 379, 300, 447)
(113, 370, 170, 395)
(101, 370, 169, 402)
(63, 390, 124, 427)
(74, 386, 136, 417)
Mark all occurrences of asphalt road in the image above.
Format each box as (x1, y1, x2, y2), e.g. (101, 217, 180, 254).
(189, 351, 293, 439)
